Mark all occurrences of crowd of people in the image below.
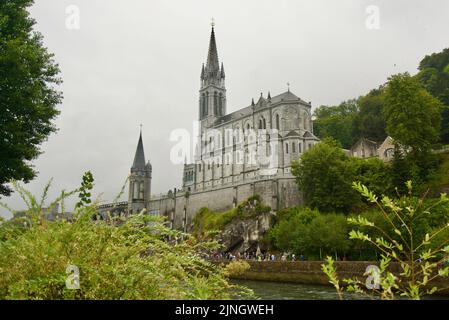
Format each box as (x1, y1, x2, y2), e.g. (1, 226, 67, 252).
(208, 251, 306, 262)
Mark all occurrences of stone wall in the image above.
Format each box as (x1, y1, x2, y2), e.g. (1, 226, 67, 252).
(226, 260, 449, 294)
(147, 177, 302, 230)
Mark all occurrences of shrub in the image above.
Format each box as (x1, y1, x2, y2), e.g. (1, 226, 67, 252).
(322, 181, 449, 300)
(225, 260, 251, 277)
(0, 180, 252, 300)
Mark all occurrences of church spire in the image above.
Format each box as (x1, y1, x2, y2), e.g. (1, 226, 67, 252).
(206, 25, 219, 73)
(131, 129, 146, 171)
(199, 22, 227, 123)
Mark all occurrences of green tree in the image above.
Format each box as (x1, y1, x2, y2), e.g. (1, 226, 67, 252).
(417, 48, 449, 143)
(291, 138, 359, 213)
(313, 100, 359, 149)
(383, 73, 442, 154)
(384, 73, 442, 187)
(349, 157, 393, 196)
(352, 87, 387, 143)
(0, 0, 62, 196)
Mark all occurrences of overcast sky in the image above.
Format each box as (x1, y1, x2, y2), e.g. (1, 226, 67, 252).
(1, 0, 448, 218)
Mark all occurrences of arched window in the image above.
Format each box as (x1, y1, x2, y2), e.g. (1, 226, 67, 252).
(214, 92, 218, 115)
(259, 119, 263, 129)
(292, 143, 296, 153)
(219, 93, 223, 115)
(205, 92, 209, 115)
(133, 182, 139, 200)
(298, 143, 302, 153)
(201, 93, 206, 117)
(276, 114, 280, 130)
(139, 182, 144, 199)
(285, 143, 289, 154)
(263, 118, 267, 129)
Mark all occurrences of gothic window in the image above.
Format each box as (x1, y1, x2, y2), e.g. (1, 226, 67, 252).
(219, 93, 223, 115)
(292, 142, 296, 153)
(259, 119, 263, 129)
(303, 113, 308, 130)
(263, 118, 266, 129)
(275, 114, 280, 130)
(133, 182, 138, 200)
(205, 92, 209, 115)
(285, 143, 289, 154)
(201, 93, 206, 117)
(139, 182, 144, 199)
(214, 92, 218, 115)
(299, 143, 302, 153)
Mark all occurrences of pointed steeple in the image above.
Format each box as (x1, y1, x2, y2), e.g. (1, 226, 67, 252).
(267, 91, 271, 100)
(206, 26, 220, 74)
(132, 130, 146, 171)
(220, 62, 225, 78)
(201, 63, 205, 80)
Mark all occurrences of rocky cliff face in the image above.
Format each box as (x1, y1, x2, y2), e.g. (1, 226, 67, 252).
(218, 211, 275, 253)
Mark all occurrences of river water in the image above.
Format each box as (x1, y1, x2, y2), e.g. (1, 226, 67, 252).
(233, 280, 366, 300)
(233, 280, 448, 300)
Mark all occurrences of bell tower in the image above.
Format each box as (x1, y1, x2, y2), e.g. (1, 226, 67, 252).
(128, 128, 152, 214)
(199, 21, 226, 127)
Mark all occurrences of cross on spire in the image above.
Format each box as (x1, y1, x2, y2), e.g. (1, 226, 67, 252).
(211, 17, 215, 28)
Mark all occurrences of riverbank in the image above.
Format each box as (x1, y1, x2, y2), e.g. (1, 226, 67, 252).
(223, 260, 449, 295)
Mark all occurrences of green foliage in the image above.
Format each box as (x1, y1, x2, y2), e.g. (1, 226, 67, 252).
(0, 0, 62, 196)
(75, 171, 94, 209)
(383, 73, 442, 190)
(225, 260, 251, 277)
(384, 73, 442, 154)
(0, 180, 252, 300)
(268, 207, 351, 260)
(313, 100, 358, 149)
(352, 87, 387, 143)
(292, 137, 360, 213)
(425, 151, 449, 194)
(193, 207, 237, 239)
(349, 157, 393, 196)
(292, 138, 392, 213)
(323, 182, 449, 300)
(417, 48, 449, 143)
(193, 195, 271, 239)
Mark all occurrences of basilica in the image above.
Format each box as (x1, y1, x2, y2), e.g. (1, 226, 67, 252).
(98, 25, 319, 231)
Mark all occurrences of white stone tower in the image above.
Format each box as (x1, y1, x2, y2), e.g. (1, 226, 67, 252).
(199, 23, 226, 127)
(128, 130, 152, 214)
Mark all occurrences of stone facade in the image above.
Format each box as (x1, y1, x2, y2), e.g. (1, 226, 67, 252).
(350, 136, 396, 162)
(98, 26, 319, 230)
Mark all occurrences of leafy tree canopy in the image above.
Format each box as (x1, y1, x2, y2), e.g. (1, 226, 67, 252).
(0, 0, 62, 196)
(351, 87, 387, 143)
(313, 100, 358, 149)
(383, 73, 442, 154)
(291, 137, 360, 213)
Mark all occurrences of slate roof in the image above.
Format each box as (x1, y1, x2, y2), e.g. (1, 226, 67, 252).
(213, 90, 310, 126)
